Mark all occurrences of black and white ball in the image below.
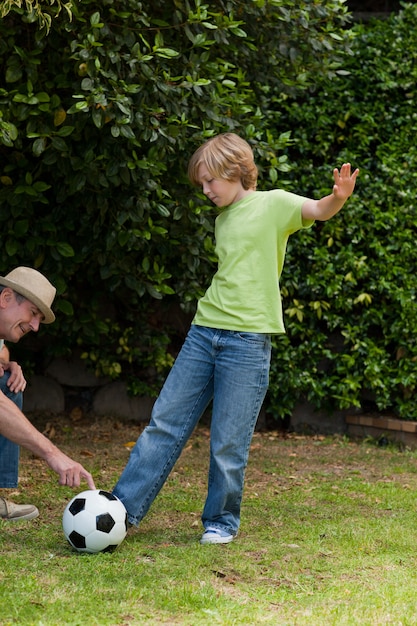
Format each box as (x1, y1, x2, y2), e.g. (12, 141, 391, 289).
(62, 489, 128, 554)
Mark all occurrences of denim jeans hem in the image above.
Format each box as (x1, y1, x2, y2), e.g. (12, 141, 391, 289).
(0, 482, 19, 489)
(203, 523, 237, 536)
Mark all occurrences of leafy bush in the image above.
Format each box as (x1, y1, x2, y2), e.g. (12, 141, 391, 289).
(3, 1, 416, 422)
(0, 0, 353, 396)
(269, 3, 417, 419)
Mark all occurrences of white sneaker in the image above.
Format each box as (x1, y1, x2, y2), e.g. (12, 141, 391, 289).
(200, 527, 234, 545)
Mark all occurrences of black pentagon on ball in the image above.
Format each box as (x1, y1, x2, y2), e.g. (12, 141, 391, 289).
(98, 489, 118, 501)
(96, 512, 116, 533)
(69, 498, 86, 515)
(102, 544, 119, 553)
(69, 530, 87, 549)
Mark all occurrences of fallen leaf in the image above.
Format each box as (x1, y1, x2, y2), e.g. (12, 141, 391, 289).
(80, 449, 95, 457)
(43, 423, 56, 440)
(70, 407, 83, 422)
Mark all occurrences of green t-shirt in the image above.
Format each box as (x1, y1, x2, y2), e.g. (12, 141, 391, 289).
(193, 189, 314, 334)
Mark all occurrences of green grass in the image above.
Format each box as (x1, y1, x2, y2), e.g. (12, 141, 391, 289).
(1, 416, 417, 625)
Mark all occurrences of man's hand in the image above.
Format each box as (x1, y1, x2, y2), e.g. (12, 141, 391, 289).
(45, 449, 96, 490)
(0, 344, 26, 393)
(2, 360, 26, 393)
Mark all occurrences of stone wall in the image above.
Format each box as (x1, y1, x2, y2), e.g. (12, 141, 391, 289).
(23, 355, 156, 422)
(23, 353, 352, 435)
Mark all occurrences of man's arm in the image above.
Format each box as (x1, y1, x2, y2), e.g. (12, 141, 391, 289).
(0, 391, 95, 489)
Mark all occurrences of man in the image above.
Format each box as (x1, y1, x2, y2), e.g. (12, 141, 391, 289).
(0, 267, 95, 521)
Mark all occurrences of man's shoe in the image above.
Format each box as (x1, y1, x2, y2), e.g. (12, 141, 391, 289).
(200, 527, 234, 545)
(0, 497, 39, 521)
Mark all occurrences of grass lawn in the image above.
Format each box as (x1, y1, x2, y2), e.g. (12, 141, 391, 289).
(1, 413, 417, 625)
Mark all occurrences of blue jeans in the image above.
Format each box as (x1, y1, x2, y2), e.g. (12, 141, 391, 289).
(0, 372, 23, 488)
(113, 325, 271, 535)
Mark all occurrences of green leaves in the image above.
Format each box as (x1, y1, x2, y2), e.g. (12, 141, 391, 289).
(269, 3, 417, 420)
(0, 0, 74, 33)
(0, 0, 370, 405)
(0, 118, 18, 147)
(55, 242, 75, 258)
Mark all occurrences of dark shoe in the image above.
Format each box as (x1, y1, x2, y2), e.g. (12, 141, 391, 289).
(0, 497, 39, 521)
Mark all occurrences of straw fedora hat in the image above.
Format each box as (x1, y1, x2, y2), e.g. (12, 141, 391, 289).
(0, 267, 56, 324)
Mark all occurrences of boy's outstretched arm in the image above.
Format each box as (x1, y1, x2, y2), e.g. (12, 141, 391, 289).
(301, 163, 359, 221)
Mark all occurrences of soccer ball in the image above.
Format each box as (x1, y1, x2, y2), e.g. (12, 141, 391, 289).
(62, 489, 128, 554)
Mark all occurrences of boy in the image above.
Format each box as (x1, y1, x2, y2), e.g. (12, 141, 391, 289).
(113, 133, 359, 543)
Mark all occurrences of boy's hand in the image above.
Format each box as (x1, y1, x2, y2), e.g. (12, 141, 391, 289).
(332, 163, 359, 200)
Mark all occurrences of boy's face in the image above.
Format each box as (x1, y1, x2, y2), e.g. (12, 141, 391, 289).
(197, 164, 248, 208)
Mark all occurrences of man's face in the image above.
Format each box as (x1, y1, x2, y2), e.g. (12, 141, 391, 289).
(0, 288, 44, 342)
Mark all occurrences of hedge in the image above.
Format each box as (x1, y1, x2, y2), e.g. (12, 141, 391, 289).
(0, 0, 353, 397)
(2, 2, 416, 421)
(269, 3, 417, 419)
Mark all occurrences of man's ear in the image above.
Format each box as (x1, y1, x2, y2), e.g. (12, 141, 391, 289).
(0, 288, 14, 308)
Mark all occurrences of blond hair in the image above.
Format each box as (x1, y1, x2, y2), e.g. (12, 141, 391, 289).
(188, 133, 258, 190)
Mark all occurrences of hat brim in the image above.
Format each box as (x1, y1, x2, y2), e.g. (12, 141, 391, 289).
(0, 277, 55, 324)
